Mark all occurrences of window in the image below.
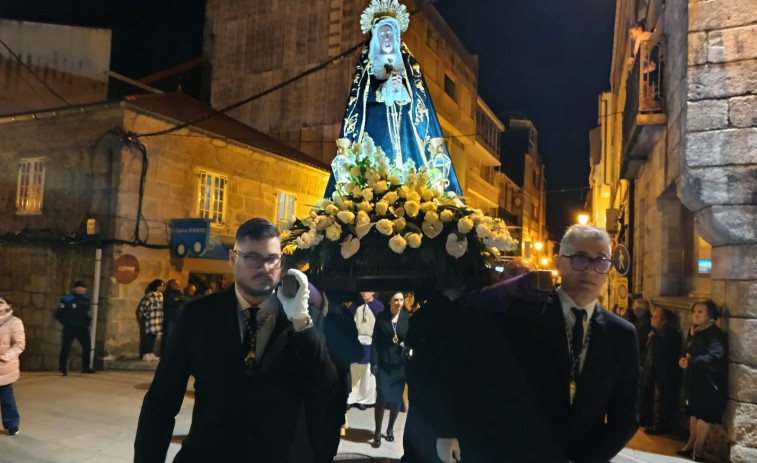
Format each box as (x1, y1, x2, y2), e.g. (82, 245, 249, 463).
(197, 170, 227, 225)
(443, 74, 456, 100)
(16, 157, 46, 214)
(276, 192, 296, 228)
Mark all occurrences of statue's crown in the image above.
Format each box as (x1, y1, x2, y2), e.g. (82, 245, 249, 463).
(360, 0, 410, 34)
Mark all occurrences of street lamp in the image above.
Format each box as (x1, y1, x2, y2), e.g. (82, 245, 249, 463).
(578, 214, 589, 225)
(534, 241, 543, 252)
(540, 257, 549, 267)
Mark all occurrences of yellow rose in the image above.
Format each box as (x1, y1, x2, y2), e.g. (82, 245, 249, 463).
(424, 211, 439, 223)
(375, 200, 389, 216)
(420, 187, 436, 202)
(440, 209, 455, 223)
(458, 217, 474, 234)
(420, 202, 437, 213)
(373, 180, 389, 195)
(404, 200, 421, 217)
(361, 188, 374, 202)
(325, 223, 342, 241)
(388, 175, 401, 186)
(337, 210, 355, 224)
(356, 210, 371, 227)
(398, 185, 410, 198)
(383, 191, 399, 205)
(376, 218, 394, 235)
(404, 232, 423, 249)
(356, 201, 373, 213)
(393, 217, 407, 232)
(350, 166, 362, 178)
(324, 204, 339, 216)
(388, 234, 407, 254)
(407, 191, 421, 203)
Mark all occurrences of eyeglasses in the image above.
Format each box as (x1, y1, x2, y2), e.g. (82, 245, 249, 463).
(233, 249, 282, 269)
(560, 254, 614, 274)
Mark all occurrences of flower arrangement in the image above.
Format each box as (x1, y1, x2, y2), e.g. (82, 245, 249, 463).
(281, 134, 518, 286)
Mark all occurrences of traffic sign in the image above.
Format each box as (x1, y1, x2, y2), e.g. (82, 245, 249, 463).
(612, 244, 631, 276)
(617, 277, 629, 309)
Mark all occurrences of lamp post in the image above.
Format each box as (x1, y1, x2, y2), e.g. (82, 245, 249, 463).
(578, 213, 590, 225)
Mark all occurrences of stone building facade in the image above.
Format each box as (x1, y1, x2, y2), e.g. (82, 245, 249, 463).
(590, 0, 756, 459)
(0, 92, 329, 370)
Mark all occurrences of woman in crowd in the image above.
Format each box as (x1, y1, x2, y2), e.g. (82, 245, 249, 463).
(677, 299, 727, 461)
(137, 279, 165, 361)
(370, 291, 410, 448)
(0, 294, 25, 436)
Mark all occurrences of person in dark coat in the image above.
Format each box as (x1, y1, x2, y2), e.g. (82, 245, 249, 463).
(632, 298, 653, 426)
(370, 291, 411, 448)
(676, 299, 727, 460)
(134, 218, 339, 463)
(437, 225, 639, 463)
(642, 308, 683, 435)
(402, 291, 463, 463)
(55, 281, 95, 375)
(160, 279, 184, 355)
(306, 293, 363, 463)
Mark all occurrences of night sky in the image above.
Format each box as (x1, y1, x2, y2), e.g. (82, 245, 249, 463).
(1, 0, 616, 238)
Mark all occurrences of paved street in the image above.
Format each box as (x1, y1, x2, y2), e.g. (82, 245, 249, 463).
(1, 371, 691, 463)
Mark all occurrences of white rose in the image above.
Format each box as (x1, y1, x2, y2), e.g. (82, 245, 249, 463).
(341, 235, 360, 259)
(458, 217, 474, 234)
(376, 218, 394, 235)
(339, 199, 354, 211)
(422, 220, 444, 239)
(388, 175, 401, 186)
(325, 223, 342, 241)
(337, 210, 355, 224)
(393, 217, 407, 232)
(440, 209, 455, 223)
(404, 232, 423, 249)
(295, 232, 313, 249)
(324, 204, 339, 216)
(404, 200, 421, 218)
(445, 233, 468, 258)
(388, 234, 407, 254)
(361, 188, 374, 202)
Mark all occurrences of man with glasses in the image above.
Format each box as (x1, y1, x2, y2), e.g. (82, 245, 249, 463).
(437, 225, 639, 463)
(135, 218, 339, 463)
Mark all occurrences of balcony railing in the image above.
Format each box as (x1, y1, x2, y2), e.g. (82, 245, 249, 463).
(621, 38, 666, 179)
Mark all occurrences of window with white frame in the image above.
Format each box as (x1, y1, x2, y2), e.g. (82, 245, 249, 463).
(197, 170, 227, 225)
(275, 192, 296, 228)
(16, 157, 46, 214)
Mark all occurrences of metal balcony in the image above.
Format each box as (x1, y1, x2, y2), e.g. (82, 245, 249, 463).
(621, 39, 666, 179)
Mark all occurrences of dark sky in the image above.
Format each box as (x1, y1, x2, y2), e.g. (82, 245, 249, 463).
(435, 0, 616, 239)
(1, 0, 615, 238)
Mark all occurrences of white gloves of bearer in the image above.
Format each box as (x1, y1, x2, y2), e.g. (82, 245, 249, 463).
(437, 438, 461, 463)
(276, 269, 310, 321)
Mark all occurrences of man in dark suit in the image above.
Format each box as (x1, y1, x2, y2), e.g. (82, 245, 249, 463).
(437, 225, 639, 463)
(134, 218, 339, 463)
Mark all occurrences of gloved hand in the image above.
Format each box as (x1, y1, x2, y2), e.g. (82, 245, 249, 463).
(276, 269, 310, 321)
(436, 438, 461, 463)
(370, 365, 377, 376)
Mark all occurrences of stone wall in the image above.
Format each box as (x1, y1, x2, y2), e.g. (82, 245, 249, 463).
(676, 0, 757, 460)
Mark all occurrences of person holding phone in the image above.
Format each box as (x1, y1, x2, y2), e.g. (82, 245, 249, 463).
(135, 218, 339, 463)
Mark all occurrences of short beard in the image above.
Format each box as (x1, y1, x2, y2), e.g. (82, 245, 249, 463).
(237, 280, 275, 299)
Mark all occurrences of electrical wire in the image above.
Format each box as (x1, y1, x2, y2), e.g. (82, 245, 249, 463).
(0, 36, 72, 106)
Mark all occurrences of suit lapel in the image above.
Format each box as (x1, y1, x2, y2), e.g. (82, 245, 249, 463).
(254, 304, 292, 377)
(542, 294, 572, 405)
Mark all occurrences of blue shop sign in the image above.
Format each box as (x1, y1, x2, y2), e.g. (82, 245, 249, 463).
(170, 218, 210, 257)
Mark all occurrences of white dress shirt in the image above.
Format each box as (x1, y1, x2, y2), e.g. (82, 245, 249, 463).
(235, 289, 278, 359)
(556, 287, 596, 372)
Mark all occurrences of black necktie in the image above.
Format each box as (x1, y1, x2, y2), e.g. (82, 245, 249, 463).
(570, 307, 586, 378)
(241, 307, 261, 374)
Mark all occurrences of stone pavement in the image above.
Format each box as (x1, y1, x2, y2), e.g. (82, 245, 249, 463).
(1, 371, 694, 463)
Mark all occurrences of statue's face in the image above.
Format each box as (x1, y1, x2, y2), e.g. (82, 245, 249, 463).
(377, 25, 394, 54)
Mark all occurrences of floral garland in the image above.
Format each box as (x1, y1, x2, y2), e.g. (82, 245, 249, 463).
(281, 135, 518, 284)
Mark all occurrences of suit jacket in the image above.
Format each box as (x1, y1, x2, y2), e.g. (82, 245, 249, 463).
(134, 286, 339, 463)
(509, 293, 640, 463)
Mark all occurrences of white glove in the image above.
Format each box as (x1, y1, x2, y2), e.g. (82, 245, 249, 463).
(276, 269, 310, 321)
(437, 438, 461, 463)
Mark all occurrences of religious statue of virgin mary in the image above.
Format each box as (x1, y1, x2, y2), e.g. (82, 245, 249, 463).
(324, 0, 463, 198)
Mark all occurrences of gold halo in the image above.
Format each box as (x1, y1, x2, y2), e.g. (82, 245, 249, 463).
(360, 0, 410, 35)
